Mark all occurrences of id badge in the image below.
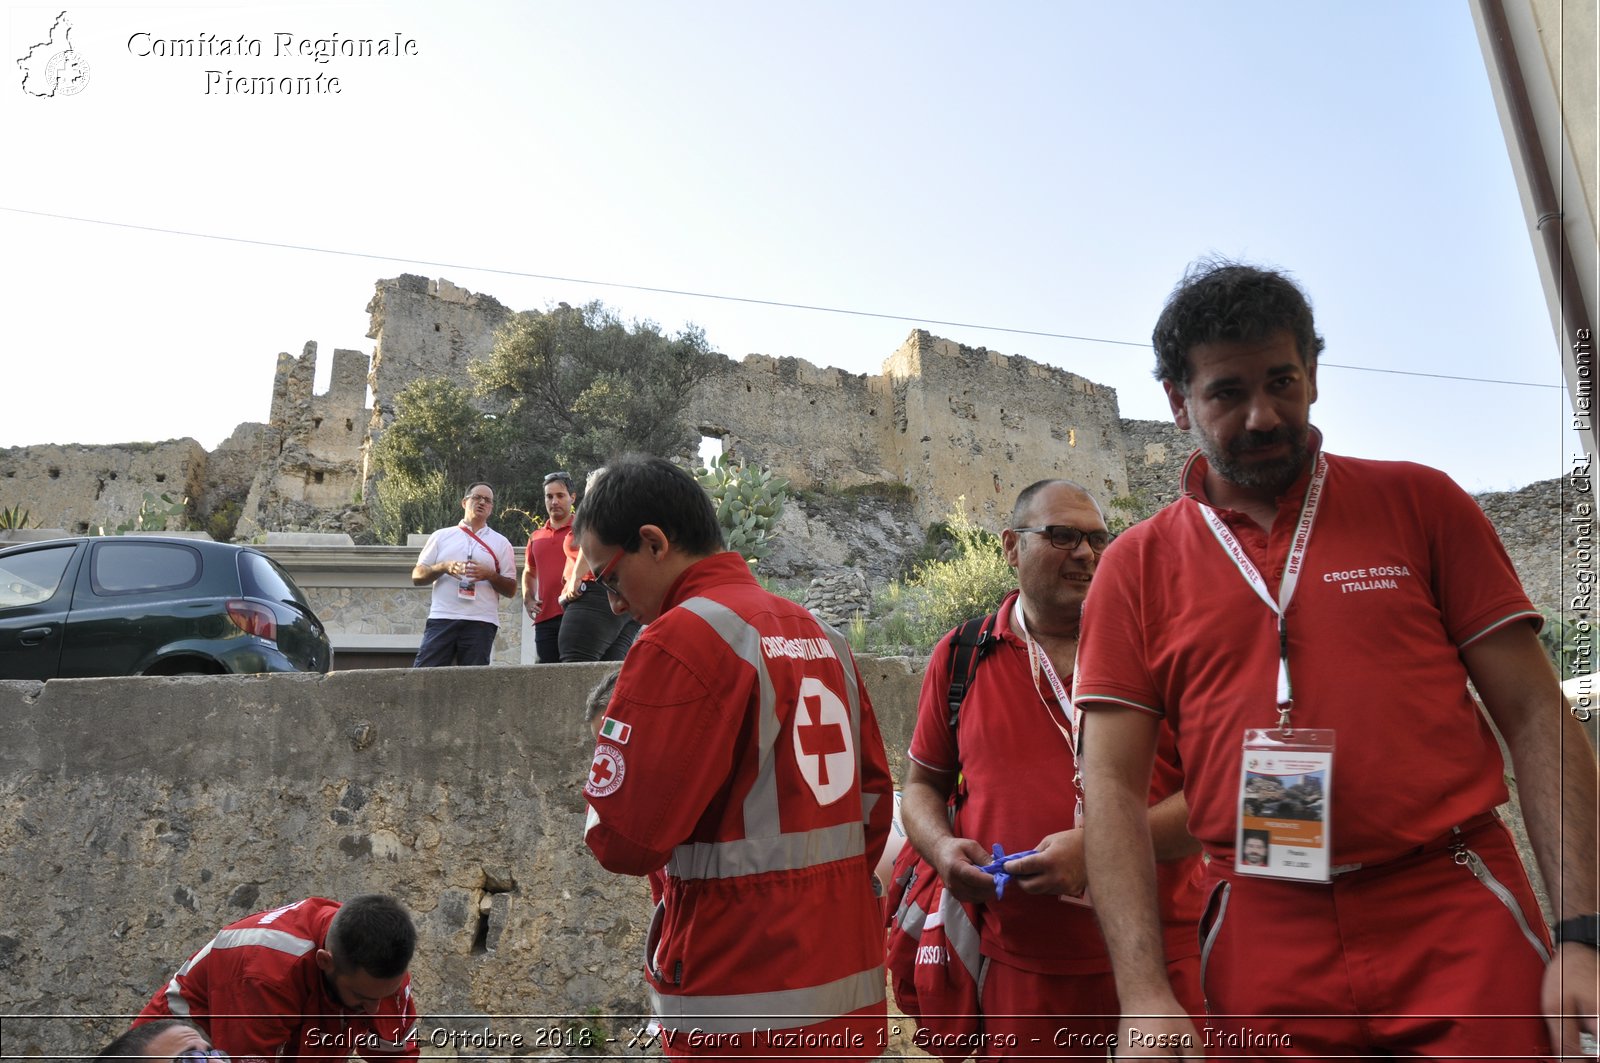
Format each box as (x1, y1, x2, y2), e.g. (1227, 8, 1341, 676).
(456, 576, 476, 600)
(1236, 727, 1334, 882)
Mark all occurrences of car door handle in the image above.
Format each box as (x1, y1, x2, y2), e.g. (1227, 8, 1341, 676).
(19, 626, 54, 645)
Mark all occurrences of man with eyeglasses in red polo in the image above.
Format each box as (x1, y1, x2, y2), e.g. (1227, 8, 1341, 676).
(900, 480, 1203, 1059)
(576, 453, 893, 1059)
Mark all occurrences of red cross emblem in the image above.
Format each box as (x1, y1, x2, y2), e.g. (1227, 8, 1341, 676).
(790, 679, 854, 805)
(796, 694, 849, 785)
(585, 743, 625, 798)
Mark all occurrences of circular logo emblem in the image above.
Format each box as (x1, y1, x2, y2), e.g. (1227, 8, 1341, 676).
(43, 50, 90, 95)
(791, 677, 855, 806)
(585, 742, 626, 798)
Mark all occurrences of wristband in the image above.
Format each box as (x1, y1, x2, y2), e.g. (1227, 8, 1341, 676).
(1553, 913, 1599, 949)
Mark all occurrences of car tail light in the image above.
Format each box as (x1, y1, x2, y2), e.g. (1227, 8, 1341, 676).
(226, 600, 278, 642)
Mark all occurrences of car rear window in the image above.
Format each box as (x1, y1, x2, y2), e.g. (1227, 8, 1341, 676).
(91, 541, 203, 595)
(239, 551, 313, 610)
(0, 545, 77, 608)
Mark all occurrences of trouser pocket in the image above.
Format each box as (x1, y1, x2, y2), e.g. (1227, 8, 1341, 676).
(644, 899, 675, 984)
(1458, 846, 1551, 964)
(1197, 878, 1232, 1013)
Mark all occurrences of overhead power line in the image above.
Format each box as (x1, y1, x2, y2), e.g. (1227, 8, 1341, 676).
(1, 205, 1564, 391)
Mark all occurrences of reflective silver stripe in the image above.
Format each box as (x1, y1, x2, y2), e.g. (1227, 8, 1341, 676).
(648, 965, 886, 1034)
(163, 927, 315, 1016)
(212, 927, 317, 955)
(939, 890, 981, 980)
(1462, 848, 1552, 964)
(896, 899, 928, 938)
(668, 820, 864, 879)
(163, 940, 213, 1016)
(818, 619, 874, 837)
(680, 597, 782, 837)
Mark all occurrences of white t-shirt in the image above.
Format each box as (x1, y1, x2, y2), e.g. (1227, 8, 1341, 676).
(416, 523, 516, 625)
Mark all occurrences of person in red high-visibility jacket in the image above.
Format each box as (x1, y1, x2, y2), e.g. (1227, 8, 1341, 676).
(132, 895, 419, 1062)
(576, 454, 893, 1061)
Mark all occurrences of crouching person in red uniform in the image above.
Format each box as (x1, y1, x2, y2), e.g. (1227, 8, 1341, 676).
(577, 454, 893, 1060)
(132, 895, 419, 1062)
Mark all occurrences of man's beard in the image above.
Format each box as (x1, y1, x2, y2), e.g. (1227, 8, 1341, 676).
(1195, 424, 1310, 497)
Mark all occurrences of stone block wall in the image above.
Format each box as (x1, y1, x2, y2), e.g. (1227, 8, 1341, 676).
(882, 332, 1130, 529)
(1118, 418, 1193, 516)
(362, 275, 512, 489)
(1476, 473, 1588, 618)
(0, 657, 925, 1059)
(235, 343, 373, 540)
(265, 543, 530, 667)
(0, 439, 207, 535)
(685, 353, 897, 492)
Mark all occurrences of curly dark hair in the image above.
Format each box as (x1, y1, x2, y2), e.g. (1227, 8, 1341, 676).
(1152, 258, 1325, 391)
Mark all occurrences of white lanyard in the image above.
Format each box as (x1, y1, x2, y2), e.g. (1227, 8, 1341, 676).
(1013, 600, 1083, 798)
(1194, 453, 1328, 729)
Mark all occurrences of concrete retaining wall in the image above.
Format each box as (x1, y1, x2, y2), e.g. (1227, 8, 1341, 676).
(0, 658, 925, 1059)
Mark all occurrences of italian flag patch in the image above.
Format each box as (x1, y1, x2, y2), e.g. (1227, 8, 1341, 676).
(599, 718, 632, 744)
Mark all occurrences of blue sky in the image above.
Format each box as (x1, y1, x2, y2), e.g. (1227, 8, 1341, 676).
(0, 1, 1577, 493)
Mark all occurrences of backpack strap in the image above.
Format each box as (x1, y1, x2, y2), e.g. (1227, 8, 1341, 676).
(944, 611, 1000, 759)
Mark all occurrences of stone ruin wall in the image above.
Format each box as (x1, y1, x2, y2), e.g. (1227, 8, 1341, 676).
(234, 342, 371, 541)
(881, 332, 1129, 528)
(682, 330, 1132, 530)
(686, 353, 897, 493)
(361, 275, 512, 490)
(0, 439, 212, 536)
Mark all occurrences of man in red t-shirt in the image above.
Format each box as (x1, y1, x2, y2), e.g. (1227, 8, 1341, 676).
(1076, 260, 1598, 1060)
(522, 470, 575, 663)
(132, 895, 419, 1062)
(903, 480, 1203, 1060)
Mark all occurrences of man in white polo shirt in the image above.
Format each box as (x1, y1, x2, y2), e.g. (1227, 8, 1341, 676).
(410, 481, 517, 667)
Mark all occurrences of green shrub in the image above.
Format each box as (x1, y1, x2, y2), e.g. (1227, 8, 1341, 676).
(899, 501, 1012, 646)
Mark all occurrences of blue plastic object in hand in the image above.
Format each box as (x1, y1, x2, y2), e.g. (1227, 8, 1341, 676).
(980, 843, 1038, 898)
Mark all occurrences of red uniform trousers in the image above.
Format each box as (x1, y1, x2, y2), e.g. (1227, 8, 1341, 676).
(1199, 817, 1551, 1061)
(974, 953, 1203, 1061)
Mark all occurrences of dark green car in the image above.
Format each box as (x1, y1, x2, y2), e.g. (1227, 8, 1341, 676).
(0, 536, 331, 679)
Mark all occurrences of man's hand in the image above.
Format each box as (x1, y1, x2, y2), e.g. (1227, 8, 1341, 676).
(524, 591, 542, 619)
(1005, 829, 1087, 898)
(1542, 943, 1599, 1058)
(1115, 1011, 1201, 1060)
(931, 835, 999, 904)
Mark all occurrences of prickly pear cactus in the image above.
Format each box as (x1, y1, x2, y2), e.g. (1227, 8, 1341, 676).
(695, 454, 789, 565)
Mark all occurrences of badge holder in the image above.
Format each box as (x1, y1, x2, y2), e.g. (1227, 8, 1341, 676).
(1235, 727, 1334, 882)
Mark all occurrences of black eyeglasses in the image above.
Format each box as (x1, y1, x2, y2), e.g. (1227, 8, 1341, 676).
(1013, 525, 1114, 553)
(175, 1051, 230, 1062)
(544, 471, 572, 485)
